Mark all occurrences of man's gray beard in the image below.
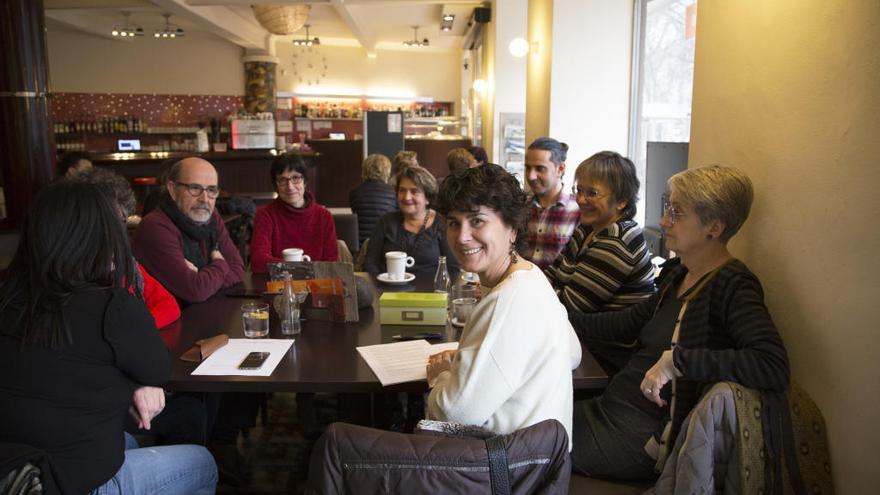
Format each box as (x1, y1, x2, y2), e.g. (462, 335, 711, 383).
(188, 209, 212, 224)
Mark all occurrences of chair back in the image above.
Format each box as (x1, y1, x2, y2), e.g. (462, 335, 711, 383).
(332, 213, 359, 256)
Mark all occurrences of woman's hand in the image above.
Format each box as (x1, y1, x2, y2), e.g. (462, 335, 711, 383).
(129, 386, 166, 430)
(640, 350, 681, 407)
(426, 350, 456, 386)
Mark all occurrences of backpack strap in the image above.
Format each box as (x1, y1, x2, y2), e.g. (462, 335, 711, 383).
(485, 435, 511, 495)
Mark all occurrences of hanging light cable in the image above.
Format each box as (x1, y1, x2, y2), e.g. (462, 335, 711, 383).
(111, 12, 144, 38)
(403, 26, 429, 47)
(292, 24, 320, 46)
(154, 13, 185, 39)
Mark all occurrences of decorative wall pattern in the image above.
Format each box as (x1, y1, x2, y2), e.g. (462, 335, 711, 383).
(244, 62, 277, 113)
(51, 93, 244, 126)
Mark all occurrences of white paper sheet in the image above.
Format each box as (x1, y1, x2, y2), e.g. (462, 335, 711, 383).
(191, 338, 294, 376)
(357, 340, 459, 386)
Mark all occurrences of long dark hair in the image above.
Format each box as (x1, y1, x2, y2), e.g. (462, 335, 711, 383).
(0, 181, 137, 348)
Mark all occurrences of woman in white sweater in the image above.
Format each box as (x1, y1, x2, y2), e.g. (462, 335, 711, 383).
(427, 164, 582, 446)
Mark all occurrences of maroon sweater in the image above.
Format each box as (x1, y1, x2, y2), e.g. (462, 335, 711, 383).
(133, 208, 245, 303)
(250, 195, 339, 273)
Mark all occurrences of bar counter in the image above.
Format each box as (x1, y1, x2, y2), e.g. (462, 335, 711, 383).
(92, 149, 318, 196)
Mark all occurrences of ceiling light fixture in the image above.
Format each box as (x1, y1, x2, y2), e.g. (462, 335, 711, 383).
(154, 13, 185, 39)
(441, 14, 455, 32)
(293, 24, 320, 46)
(111, 12, 143, 38)
(403, 26, 429, 47)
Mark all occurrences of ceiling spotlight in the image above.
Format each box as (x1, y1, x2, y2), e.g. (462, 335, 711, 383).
(154, 13, 185, 39)
(441, 14, 455, 32)
(403, 26, 429, 47)
(111, 12, 143, 38)
(293, 24, 320, 46)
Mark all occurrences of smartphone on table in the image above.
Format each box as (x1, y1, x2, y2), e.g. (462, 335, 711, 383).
(238, 351, 271, 370)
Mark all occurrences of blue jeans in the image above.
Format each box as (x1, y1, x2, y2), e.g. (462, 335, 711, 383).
(91, 433, 217, 494)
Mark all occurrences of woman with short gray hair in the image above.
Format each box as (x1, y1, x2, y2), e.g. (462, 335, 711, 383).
(546, 151, 655, 316)
(568, 165, 790, 481)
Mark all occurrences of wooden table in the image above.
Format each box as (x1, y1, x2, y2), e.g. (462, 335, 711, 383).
(164, 272, 608, 394)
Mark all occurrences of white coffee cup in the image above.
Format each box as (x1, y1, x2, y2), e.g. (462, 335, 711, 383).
(282, 248, 311, 262)
(385, 251, 415, 280)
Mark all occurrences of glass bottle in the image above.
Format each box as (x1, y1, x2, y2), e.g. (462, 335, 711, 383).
(434, 256, 450, 294)
(280, 273, 300, 335)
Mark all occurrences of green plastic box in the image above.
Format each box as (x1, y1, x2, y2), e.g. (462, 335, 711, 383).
(379, 292, 448, 326)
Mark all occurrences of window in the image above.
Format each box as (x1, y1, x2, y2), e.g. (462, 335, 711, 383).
(629, 0, 698, 225)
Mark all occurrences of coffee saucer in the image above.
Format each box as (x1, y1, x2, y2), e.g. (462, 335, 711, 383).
(377, 272, 416, 285)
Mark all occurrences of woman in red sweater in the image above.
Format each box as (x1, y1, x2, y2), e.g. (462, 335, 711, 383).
(250, 154, 338, 272)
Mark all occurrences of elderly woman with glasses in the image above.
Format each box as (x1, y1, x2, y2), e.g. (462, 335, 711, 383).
(251, 153, 338, 272)
(567, 166, 790, 481)
(544, 151, 656, 372)
(546, 151, 655, 312)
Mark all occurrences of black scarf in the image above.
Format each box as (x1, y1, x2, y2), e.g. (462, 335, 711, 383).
(159, 194, 218, 269)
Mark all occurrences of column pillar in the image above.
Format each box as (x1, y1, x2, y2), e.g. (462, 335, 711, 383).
(0, 0, 55, 229)
(242, 55, 279, 113)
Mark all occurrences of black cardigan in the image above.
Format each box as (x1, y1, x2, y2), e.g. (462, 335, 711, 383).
(349, 179, 398, 246)
(0, 288, 170, 493)
(569, 258, 790, 444)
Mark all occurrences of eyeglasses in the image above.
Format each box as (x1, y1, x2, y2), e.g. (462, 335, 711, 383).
(571, 186, 609, 201)
(275, 175, 305, 186)
(175, 181, 220, 198)
(662, 201, 685, 224)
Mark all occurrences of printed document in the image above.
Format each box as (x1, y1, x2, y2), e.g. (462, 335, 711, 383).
(192, 338, 294, 377)
(357, 340, 459, 386)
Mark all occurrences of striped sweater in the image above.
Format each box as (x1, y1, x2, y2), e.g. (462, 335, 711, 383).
(545, 220, 655, 313)
(569, 258, 791, 446)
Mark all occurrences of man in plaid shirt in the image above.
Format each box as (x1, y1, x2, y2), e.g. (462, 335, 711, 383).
(523, 137, 581, 269)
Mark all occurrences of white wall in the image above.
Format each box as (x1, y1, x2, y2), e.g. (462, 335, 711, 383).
(274, 44, 461, 105)
(47, 24, 245, 95)
(689, 1, 880, 491)
(491, 0, 528, 161)
(549, 0, 633, 183)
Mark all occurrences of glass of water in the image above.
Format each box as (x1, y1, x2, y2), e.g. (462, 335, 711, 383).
(241, 302, 270, 338)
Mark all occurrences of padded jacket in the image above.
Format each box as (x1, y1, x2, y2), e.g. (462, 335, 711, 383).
(348, 179, 398, 246)
(306, 419, 571, 494)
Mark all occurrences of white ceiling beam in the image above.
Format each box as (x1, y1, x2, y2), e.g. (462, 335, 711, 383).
(45, 9, 132, 41)
(148, 0, 268, 49)
(329, 0, 378, 57)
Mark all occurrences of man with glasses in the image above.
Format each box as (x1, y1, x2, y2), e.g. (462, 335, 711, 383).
(522, 137, 581, 269)
(249, 153, 337, 273)
(134, 157, 245, 303)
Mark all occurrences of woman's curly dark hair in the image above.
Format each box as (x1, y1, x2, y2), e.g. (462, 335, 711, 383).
(436, 164, 528, 253)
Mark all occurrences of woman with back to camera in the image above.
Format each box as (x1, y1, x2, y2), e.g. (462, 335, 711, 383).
(348, 153, 398, 247)
(0, 181, 217, 494)
(568, 166, 790, 480)
(426, 164, 582, 444)
(363, 165, 459, 275)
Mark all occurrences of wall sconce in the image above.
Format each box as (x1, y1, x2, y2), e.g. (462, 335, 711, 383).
(508, 37, 538, 58)
(472, 78, 487, 94)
